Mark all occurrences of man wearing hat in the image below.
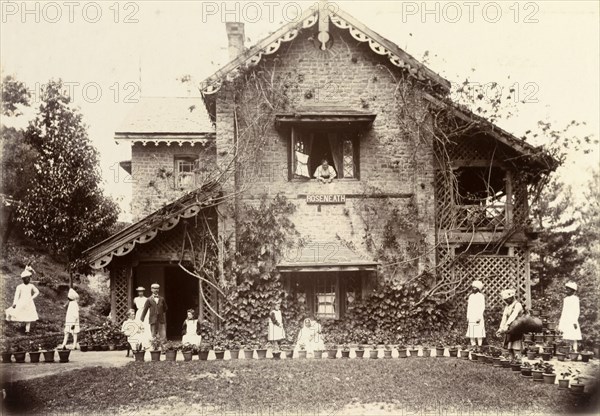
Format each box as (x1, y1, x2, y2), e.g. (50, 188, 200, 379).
(466, 280, 486, 347)
(558, 281, 582, 352)
(496, 289, 524, 360)
(141, 283, 168, 339)
(5, 266, 39, 334)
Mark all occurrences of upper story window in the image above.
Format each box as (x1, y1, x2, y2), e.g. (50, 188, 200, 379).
(175, 155, 198, 189)
(290, 127, 359, 181)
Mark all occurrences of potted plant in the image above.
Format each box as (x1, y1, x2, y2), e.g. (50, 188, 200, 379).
(510, 359, 522, 372)
(228, 340, 242, 360)
(520, 361, 532, 377)
(28, 342, 42, 363)
(382, 344, 393, 359)
(243, 343, 256, 360)
(79, 333, 89, 352)
(580, 350, 593, 363)
(355, 344, 365, 359)
(544, 331, 556, 343)
(523, 333, 534, 342)
(570, 370, 585, 394)
(256, 341, 268, 360)
(12, 343, 27, 363)
(313, 348, 324, 359)
(298, 344, 307, 359)
(162, 341, 179, 361)
(281, 344, 294, 359)
(2, 341, 12, 363)
(555, 352, 565, 361)
(341, 344, 351, 359)
(448, 346, 459, 358)
(150, 337, 162, 361)
(542, 363, 556, 384)
(421, 346, 431, 358)
(41, 340, 56, 362)
(435, 345, 445, 357)
(541, 350, 552, 361)
(272, 345, 282, 360)
(534, 333, 545, 343)
(132, 343, 145, 362)
(558, 368, 572, 390)
(213, 343, 226, 360)
(459, 347, 469, 359)
(408, 345, 419, 357)
(181, 343, 194, 361)
(327, 344, 338, 359)
(531, 360, 545, 382)
(56, 345, 71, 363)
(500, 353, 511, 368)
(568, 351, 579, 361)
(397, 345, 407, 358)
(368, 344, 378, 359)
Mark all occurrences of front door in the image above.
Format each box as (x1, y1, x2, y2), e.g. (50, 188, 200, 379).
(164, 266, 199, 339)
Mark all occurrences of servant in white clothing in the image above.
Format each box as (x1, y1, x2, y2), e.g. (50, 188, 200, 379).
(314, 159, 336, 184)
(5, 266, 39, 334)
(466, 280, 486, 346)
(181, 309, 202, 346)
(133, 287, 151, 348)
(558, 281, 582, 352)
(268, 301, 286, 345)
(496, 289, 524, 360)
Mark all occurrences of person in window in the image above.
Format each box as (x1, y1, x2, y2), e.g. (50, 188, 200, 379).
(496, 289, 524, 360)
(314, 159, 336, 184)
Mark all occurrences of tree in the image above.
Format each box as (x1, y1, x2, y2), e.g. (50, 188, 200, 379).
(16, 80, 119, 268)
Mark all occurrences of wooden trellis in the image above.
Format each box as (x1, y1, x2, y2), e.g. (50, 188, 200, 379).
(110, 264, 130, 324)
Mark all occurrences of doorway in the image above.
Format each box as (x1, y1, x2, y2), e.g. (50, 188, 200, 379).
(164, 266, 199, 339)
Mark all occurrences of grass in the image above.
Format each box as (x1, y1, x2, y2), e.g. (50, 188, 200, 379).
(2, 358, 598, 415)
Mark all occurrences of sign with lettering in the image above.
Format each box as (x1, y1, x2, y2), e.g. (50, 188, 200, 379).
(306, 194, 346, 204)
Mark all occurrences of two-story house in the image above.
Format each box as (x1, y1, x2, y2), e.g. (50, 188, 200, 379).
(83, 3, 556, 336)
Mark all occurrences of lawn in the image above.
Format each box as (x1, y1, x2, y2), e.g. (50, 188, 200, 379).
(2, 358, 598, 415)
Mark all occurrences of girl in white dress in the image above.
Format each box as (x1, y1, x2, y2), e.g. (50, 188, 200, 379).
(268, 301, 285, 346)
(121, 309, 144, 352)
(181, 309, 201, 346)
(5, 266, 39, 334)
(60, 288, 80, 349)
(466, 280, 486, 346)
(558, 281, 582, 352)
(133, 287, 151, 348)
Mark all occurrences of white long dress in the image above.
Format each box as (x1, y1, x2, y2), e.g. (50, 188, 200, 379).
(64, 289, 80, 334)
(121, 318, 144, 350)
(465, 292, 486, 338)
(268, 310, 285, 341)
(133, 296, 151, 347)
(5, 283, 39, 322)
(296, 321, 324, 353)
(558, 295, 582, 341)
(181, 319, 201, 346)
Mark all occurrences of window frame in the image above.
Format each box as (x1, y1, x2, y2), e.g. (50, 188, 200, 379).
(174, 155, 199, 189)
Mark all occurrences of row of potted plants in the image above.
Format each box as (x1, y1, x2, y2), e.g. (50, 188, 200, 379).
(1, 340, 73, 364)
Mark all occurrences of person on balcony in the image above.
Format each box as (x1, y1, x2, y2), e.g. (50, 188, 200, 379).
(496, 289, 524, 360)
(314, 159, 336, 184)
(558, 281, 582, 352)
(466, 280, 486, 347)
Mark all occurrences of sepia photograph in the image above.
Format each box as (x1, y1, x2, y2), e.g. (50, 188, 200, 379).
(0, 1, 598, 415)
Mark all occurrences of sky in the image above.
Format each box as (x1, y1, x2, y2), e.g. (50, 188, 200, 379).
(1, 1, 598, 221)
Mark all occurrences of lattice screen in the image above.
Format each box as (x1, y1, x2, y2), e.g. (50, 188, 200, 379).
(199, 280, 219, 325)
(436, 247, 530, 308)
(111, 265, 130, 324)
(512, 176, 529, 227)
(343, 140, 354, 178)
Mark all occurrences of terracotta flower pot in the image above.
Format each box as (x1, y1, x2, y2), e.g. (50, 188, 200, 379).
(541, 352, 552, 361)
(13, 352, 26, 363)
(2, 352, 12, 363)
(328, 349, 338, 359)
(58, 350, 71, 363)
(570, 383, 585, 394)
(215, 351, 225, 360)
(183, 351, 193, 361)
(342, 350, 351, 359)
(283, 349, 294, 359)
(532, 370, 544, 382)
(501, 359, 511, 368)
(543, 373, 556, 384)
(243, 350, 254, 360)
(544, 335, 555, 343)
(556, 352, 565, 362)
(459, 349, 470, 359)
(354, 349, 364, 359)
(492, 357, 502, 367)
(369, 349, 378, 359)
(256, 349, 267, 359)
(558, 379, 570, 389)
(421, 349, 431, 358)
(298, 350, 307, 359)
(43, 350, 55, 362)
(409, 349, 418, 357)
(527, 351, 537, 360)
(435, 347, 445, 357)
(165, 350, 177, 361)
(534, 334, 544, 343)
(568, 352, 579, 361)
(397, 348, 407, 358)
(520, 367, 532, 377)
(133, 350, 145, 362)
(199, 351, 209, 361)
(449, 349, 458, 358)
(230, 350, 240, 360)
(580, 352, 593, 363)
(523, 334, 533, 342)
(79, 344, 89, 352)
(272, 351, 281, 360)
(150, 350, 161, 361)
(29, 351, 41, 363)
(471, 353, 479, 361)
(547, 322, 556, 331)
(511, 363, 521, 372)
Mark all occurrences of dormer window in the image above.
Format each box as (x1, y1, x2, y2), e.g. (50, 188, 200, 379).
(175, 156, 198, 189)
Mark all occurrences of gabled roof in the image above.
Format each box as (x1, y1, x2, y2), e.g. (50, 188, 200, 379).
(82, 181, 222, 270)
(115, 96, 215, 146)
(198, 5, 451, 96)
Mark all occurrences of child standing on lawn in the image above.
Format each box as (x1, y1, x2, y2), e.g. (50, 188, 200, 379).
(5, 266, 39, 334)
(60, 288, 80, 349)
(558, 281, 582, 352)
(121, 309, 145, 352)
(496, 289, 524, 360)
(268, 301, 285, 346)
(466, 280, 486, 347)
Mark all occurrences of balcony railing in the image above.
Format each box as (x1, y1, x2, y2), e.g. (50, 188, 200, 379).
(453, 204, 507, 231)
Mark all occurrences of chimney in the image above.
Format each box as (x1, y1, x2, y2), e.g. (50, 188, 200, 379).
(226, 22, 245, 60)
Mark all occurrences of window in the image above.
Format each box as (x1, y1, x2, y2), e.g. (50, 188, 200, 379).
(175, 156, 198, 189)
(290, 127, 359, 180)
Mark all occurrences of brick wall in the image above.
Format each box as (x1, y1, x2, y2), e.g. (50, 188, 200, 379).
(130, 142, 216, 221)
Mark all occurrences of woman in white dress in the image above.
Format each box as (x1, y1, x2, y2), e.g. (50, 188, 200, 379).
(296, 317, 324, 355)
(181, 309, 201, 346)
(133, 287, 151, 348)
(5, 266, 39, 334)
(268, 301, 285, 346)
(558, 281, 582, 352)
(60, 288, 80, 349)
(466, 280, 486, 347)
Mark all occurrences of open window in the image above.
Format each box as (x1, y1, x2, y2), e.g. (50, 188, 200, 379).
(175, 155, 198, 189)
(290, 127, 359, 180)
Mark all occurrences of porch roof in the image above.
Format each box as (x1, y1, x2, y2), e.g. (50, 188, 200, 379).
(277, 241, 378, 272)
(81, 181, 222, 270)
(275, 106, 376, 128)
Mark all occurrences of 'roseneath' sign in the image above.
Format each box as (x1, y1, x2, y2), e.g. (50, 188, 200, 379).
(306, 194, 346, 204)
